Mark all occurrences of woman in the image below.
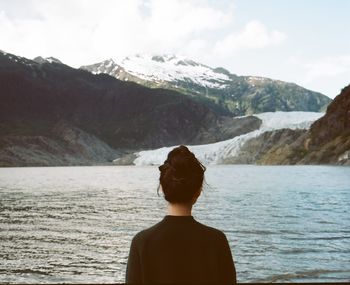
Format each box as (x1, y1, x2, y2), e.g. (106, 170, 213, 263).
(126, 145, 236, 284)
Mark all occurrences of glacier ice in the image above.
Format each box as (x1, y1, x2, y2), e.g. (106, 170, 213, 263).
(130, 111, 324, 166)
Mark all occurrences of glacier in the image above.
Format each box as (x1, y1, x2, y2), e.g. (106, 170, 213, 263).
(127, 111, 324, 166)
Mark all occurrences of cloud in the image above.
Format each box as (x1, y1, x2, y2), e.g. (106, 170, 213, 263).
(0, 1, 286, 67)
(286, 54, 350, 98)
(0, 0, 235, 66)
(301, 55, 350, 82)
(287, 54, 350, 83)
(213, 20, 287, 55)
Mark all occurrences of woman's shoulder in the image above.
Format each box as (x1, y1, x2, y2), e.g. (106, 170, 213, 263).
(130, 219, 164, 243)
(193, 219, 228, 241)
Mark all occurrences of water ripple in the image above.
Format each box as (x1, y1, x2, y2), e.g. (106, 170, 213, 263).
(0, 165, 349, 283)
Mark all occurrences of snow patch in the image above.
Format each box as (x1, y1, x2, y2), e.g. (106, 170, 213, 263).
(105, 60, 113, 68)
(338, 150, 350, 162)
(45, 57, 61, 64)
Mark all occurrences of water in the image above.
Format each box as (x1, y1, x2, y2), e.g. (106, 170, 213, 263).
(0, 165, 349, 283)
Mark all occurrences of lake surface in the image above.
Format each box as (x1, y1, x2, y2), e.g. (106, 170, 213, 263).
(0, 165, 349, 283)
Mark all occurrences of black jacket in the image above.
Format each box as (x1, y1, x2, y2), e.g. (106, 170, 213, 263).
(126, 215, 236, 283)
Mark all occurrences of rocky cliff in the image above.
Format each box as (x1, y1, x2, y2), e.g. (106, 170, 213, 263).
(302, 84, 350, 164)
(0, 121, 120, 167)
(223, 128, 307, 165)
(247, 85, 350, 165)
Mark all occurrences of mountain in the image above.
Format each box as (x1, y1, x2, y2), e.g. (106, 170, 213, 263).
(243, 85, 350, 165)
(33, 56, 62, 64)
(0, 50, 344, 167)
(81, 54, 331, 116)
(299, 84, 350, 164)
(0, 50, 261, 166)
(309, 85, 350, 146)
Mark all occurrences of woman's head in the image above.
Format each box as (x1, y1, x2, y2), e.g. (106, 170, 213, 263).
(158, 145, 206, 204)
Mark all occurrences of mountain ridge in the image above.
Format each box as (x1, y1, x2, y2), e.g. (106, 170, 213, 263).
(0, 50, 260, 166)
(0, 49, 344, 167)
(81, 53, 331, 116)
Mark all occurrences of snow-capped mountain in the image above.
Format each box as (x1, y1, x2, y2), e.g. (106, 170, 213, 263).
(81, 54, 331, 116)
(33, 56, 62, 64)
(80, 54, 275, 90)
(82, 54, 231, 89)
(115, 111, 324, 165)
(0, 50, 64, 67)
(0, 50, 37, 66)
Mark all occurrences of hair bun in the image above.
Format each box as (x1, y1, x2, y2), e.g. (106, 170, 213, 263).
(158, 145, 205, 203)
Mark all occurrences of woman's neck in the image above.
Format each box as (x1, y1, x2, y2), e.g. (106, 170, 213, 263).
(167, 203, 192, 216)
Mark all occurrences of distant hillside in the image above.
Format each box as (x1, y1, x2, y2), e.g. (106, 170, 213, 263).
(0, 50, 260, 166)
(81, 54, 331, 116)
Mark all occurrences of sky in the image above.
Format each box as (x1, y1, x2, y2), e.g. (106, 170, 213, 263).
(0, 0, 349, 99)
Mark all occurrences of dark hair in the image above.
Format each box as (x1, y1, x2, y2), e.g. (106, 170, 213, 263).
(158, 145, 206, 203)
